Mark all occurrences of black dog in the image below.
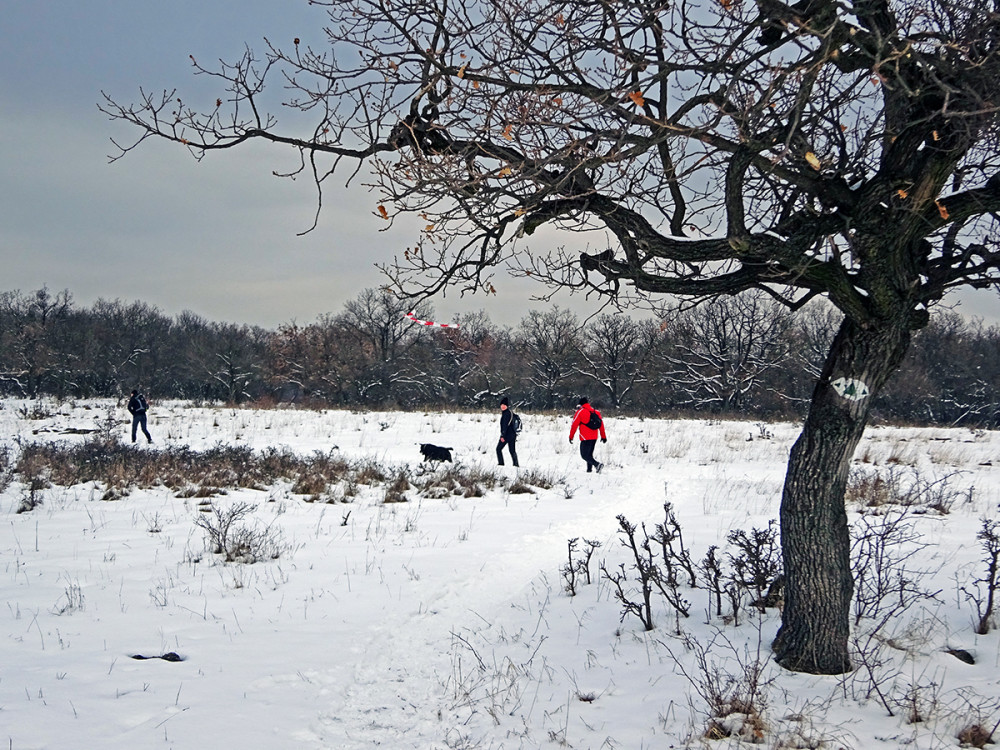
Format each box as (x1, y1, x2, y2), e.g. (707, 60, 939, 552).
(419, 443, 454, 463)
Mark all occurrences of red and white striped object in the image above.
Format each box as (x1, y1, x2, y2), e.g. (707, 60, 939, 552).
(404, 311, 460, 329)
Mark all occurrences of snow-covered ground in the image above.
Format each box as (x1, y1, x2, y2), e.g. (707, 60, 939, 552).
(2, 399, 999, 749)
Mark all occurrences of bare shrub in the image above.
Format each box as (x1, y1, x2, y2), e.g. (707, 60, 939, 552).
(957, 724, 994, 749)
(663, 628, 773, 744)
(727, 520, 782, 609)
(355, 459, 389, 486)
(562, 537, 602, 596)
(846, 466, 901, 508)
(846, 615, 949, 719)
(506, 479, 536, 495)
(898, 678, 940, 724)
(15, 447, 51, 513)
(10, 440, 415, 516)
(850, 507, 938, 627)
(952, 690, 1000, 749)
(512, 468, 562, 490)
(652, 502, 697, 588)
(910, 471, 968, 515)
(417, 464, 499, 499)
(17, 401, 54, 421)
(176, 485, 225, 499)
(290, 450, 352, 498)
(846, 465, 967, 514)
(13, 440, 361, 501)
(700, 545, 726, 620)
(694, 522, 781, 626)
(291, 472, 327, 498)
(194, 500, 283, 563)
(18, 482, 47, 513)
(579, 539, 601, 583)
(342, 475, 360, 499)
(962, 518, 1000, 635)
(602, 514, 692, 632)
(196, 500, 254, 556)
(0, 444, 14, 493)
(383, 471, 411, 503)
(97, 404, 122, 445)
(563, 538, 581, 597)
(844, 510, 947, 718)
(224, 522, 284, 563)
(602, 517, 657, 631)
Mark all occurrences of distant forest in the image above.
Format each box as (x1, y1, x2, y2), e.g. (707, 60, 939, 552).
(1, 286, 998, 427)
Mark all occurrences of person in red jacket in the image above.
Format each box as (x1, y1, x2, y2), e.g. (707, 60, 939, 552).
(569, 397, 606, 473)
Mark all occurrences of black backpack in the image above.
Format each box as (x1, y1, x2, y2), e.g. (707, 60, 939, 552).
(585, 410, 602, 430)
(511, 412, 523, 434)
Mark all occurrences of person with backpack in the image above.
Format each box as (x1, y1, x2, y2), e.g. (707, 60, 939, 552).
(127, 389, 153, 444)
(569, 397, 606, 473)
(496, 396, 520, 467)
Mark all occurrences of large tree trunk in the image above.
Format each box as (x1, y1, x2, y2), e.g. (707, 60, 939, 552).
(772, 315, 912, 674)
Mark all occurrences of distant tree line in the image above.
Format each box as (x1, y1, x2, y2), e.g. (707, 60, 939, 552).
(1, 286, 998, 427)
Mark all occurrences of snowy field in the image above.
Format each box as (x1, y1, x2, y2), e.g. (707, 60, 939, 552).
(2, 399, 1000, 749)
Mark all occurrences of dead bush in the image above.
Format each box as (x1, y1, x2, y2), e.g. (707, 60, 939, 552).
(602, 514, 692, 632)
(290, 450, 352, 497)
(291, 472, 328, 497)
(507, 480, 536, 495)
(194, 500, 283, 563)
(663, 629, 773, 745)
(957, 724, 993, 748)
(850, 507, 936, 627)
(383, 470, 411, 503)
(0, 444, 13, 493)
(962, 518, 1000, 635)
(15, 448, 52, 513)
(846, 466, 966, 514)
(561, 537, 602, 596)
(17, 401, 54, 421)
(355, 459, 389, 485)
(417, 465, 499, 499)
(846, 467, 903, 508)
(513, 468, 561, 490)
(13, 440, 358, 500)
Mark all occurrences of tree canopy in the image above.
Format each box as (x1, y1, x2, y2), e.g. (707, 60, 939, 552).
(104, 0, 1000, 318)
(103, 0, 1000, 675)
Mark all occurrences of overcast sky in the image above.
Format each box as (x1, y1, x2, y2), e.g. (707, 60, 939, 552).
(2, 1, 998, 330)
(0, 0, 565, 329)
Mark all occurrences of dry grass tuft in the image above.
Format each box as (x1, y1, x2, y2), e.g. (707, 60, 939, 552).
(957, 723, 994, 748)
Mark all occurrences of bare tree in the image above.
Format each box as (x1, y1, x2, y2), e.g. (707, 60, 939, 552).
(884, 313, 1000, 426)
(515, 306, 581, 409)
(202, 323, 268, 404)
(266, 314, 356, 403)
(338, 288, 433, 404)
(90, 298, 170, 396)
(0, 287, 73, 397)
(416, 309, 507, 406)
(666, 290, 794, 413)
(577, 313, 663, 408)
(791, 301, 843, 383)
(103, 0, 1000, 673)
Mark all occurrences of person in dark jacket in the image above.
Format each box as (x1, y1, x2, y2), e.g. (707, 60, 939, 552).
(569, 397, 606, 473)
(127, 389, 152, 443)
(496, 396, 519, 467)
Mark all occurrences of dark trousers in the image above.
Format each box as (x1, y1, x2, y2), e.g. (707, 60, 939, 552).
(132, 412, 151, 442)
(580, 439, 599, 471)
(496, 438, 518, 466)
